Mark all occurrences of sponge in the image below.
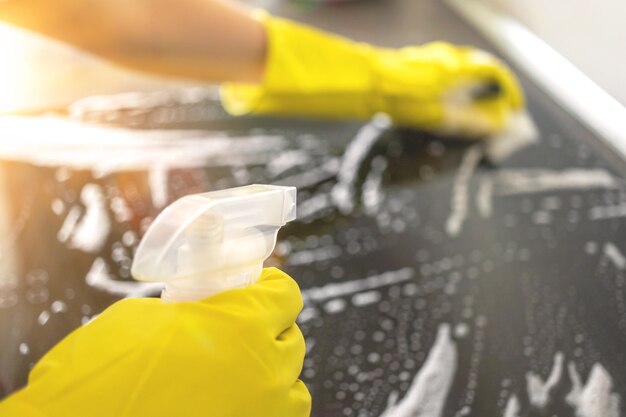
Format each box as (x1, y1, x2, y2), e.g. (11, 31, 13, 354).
(483, 111, 539, 164)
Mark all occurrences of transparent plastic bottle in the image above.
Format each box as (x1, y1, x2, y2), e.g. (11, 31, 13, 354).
(131, 184, 297, 302)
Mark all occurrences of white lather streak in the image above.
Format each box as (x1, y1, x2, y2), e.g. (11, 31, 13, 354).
(502, 395, 521, 417)
(0, 116, 286, 175)
(446, 144, 483, 237)
(525, 352, 621, 416)
(58, 184, 111, 253)
(332, 115, 391, 214)
(302, 268, 414, 304)
(567, 362, 621, 417)
(495, 169, 618, 195)
(526, 351, 564, 408)
(381, 324, 458, 417)
(602, 242, 626, 270)
(474, 168, 620, 219)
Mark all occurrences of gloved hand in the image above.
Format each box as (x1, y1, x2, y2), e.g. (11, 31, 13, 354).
(0, 268, 311, 417)
(222, 13, 524, 138)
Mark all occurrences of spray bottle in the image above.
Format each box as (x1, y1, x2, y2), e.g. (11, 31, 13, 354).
(131, 184, 297, 302)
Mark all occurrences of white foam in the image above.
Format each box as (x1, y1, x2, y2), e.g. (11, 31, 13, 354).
(502, 395, 520, 417)
(476, 176, 494, 218)
(323, 298, 347, 314)
(496, 169, 618, 196)
(446, 144, 483, 237)
(37, 310, 50, 326)
(603, 242, 626, 270)
(287, 245, 342, 266)
(297, 193, 333, 220)
(0, 116, 286, 174)
(302, 268, 414, 304)
(362, 156, 388, 216)
(351, 290, 382, 306)
(148, 166, 169, 209)
(110, 196, 133, 223)
(484, 112, 539, 164)
(18, 343, 29, 356)
(51, 198, 65, 215)
(589, 203, 626, 220)
(277, 158, 340, 189)
(332, 115, 391, 214)
(381, 324, 458, 417)
(472, 168, 621, 219)
(67, 184, 111, 253)
(57, 206, 82, 243)
(526, 351, 564, 408)
(50, 300, 68, 314)
(268, 150, 311, 176)
(567, 361, 621, 417)
(86, 257, 163, 298)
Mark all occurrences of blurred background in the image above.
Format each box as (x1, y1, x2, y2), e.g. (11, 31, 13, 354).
(484, 0, 626, 106)
(0, 1, 625, 416)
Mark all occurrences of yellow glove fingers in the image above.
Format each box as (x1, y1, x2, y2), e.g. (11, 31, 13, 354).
(276, 324, 306, 380)
(457, 48, 525, 110)
(383, 99, 444, 131)
(289, 380, 313, 417)
(198, 268, 303, 336)
(253, 267, 304, 336)
(211, 267, 302, 337)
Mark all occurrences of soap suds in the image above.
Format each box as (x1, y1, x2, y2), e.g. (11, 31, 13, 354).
(18, 343, 29, 356)
(72, 184, 110, 253)
(268, 150, 311, 176)
(57, 206, 81, 243)
(148, 165, 169, 209)
(566, 361, 621, 417)
(287, 245, 342, 266)
(476, 176, 493, 218)
(362, 156, 388, 216)
(484, 111, 539, 164)
(37, 310, 50, 326)
(351, 290, 382, 307)
(381, 324, 458, 417)
(0, 116, 286, 174)
(496, 169, 618, 196)
(502, 395, 520, 417)
(589, 203, 626, 220)
(302, 268, 414, 304)
(526, 351, 564, 408)
(603, 242, 626, 270)
(58, 184, 111, 253)
(277, 158, 340, 189)
(50, 300, 68, 314)
(473, 169, 621, 220)
(324, 298, 347, 314)
(110, 196, 133, 223)
(297, 193, 333, 220)
(446, 145, 483, 237)
(332, 115, 391, 214)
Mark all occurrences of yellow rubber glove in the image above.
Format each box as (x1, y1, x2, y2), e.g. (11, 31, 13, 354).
(0, 268, 311, 417)
(222, 14, 524, 137)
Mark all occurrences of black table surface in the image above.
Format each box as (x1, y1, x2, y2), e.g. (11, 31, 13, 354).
(1, 0, 625, 416)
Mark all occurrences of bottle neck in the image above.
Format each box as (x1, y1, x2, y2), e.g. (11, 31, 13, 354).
(161, 263, 263, 303)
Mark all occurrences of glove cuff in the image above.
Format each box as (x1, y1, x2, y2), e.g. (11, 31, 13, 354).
(221, 13, 379, 120)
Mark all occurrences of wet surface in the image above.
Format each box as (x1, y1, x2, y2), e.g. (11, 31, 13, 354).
(1, 0, 626, 416)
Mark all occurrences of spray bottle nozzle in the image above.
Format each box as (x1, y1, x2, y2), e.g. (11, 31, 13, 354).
(131, 184, 297, 302)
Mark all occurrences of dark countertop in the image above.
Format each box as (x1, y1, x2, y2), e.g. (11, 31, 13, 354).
(1, 0, 625, 416)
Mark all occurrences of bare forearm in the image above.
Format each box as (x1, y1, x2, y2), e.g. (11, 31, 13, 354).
(0, 0, 267, 83)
